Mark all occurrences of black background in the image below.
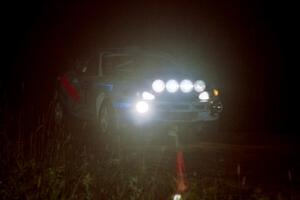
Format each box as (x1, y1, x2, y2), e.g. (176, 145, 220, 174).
(2, 1, 298, 136)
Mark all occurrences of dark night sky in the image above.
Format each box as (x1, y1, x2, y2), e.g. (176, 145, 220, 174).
(2, 1, 299, 134)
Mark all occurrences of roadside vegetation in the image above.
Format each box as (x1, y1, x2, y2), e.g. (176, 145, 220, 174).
(0, 98, 299, 199)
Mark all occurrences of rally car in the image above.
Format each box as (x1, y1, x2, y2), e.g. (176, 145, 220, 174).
(53, 48, 223, 134)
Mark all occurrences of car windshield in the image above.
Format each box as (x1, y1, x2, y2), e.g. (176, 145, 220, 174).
(102, 54, 177, 75)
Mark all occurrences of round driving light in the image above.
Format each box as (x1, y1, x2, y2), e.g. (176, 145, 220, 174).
(152, 79, 165, 93)
(166, 79, 179, 93)
(194, 80, 206, 92)
(173, 194, 182, 200)
(135, 101, 149, 114)
(199, 91, 210, 101)
(142, 91, 155, 100)
(180, 79, 193, 93)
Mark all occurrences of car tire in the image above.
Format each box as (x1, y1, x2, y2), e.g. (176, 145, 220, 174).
(96, 99, 122, 158)
(53, 99, 64, 126)
(97, 99, 117, 135)
(50, 90, 65, 128)
(50, 90, 84, 133)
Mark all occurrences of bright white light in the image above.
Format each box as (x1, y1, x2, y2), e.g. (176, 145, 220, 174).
(152, 79, 165, 93)
(173, 194, 182, 200)
(180, 79, 193, 93)
(135, 101, 149, 114)
(194, 80, 206, 92)
(199, 91, 210, 102)
(166, 79, 179, 93)
(142, 91, 155, 100)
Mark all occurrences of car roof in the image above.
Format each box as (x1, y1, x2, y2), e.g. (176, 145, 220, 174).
(98, 47, 175, 61)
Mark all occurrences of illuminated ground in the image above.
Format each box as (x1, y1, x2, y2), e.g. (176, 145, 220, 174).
(1, 110, 299, 199)
(82, 127, 300, 199)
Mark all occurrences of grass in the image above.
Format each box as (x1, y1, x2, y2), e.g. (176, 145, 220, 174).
(0, 99, 299, 199)
(0, 100, 176, 200)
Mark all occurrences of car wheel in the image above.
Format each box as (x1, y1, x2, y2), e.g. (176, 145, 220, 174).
(50, 90, 65, 127)
(97, 100, 115, 135)
(54, 100, 64, 126)
(97, 100, 122, 159)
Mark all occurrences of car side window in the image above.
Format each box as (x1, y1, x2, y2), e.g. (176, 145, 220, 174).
(102, 55, 134, 75)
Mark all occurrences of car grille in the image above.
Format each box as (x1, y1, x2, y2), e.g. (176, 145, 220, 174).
(153, 103, 206, 111)
(157, 111, 198, 121)
(194, 104, 205, 110)
(155, 104, 189, 110)
(156, 92, 197, 102)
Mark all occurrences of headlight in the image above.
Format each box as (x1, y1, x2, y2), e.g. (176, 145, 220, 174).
(199, 91, 209, 102)
(166, 79, 179, 93)
(142, 91, 155, 100)
(152, 79, 165, 93)
(180, 79, 193, 93)
(135, 101, 149, 114)
(194, 80, 206, 92)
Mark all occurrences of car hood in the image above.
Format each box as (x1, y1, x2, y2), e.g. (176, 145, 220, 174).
(104, 71, 205, 95)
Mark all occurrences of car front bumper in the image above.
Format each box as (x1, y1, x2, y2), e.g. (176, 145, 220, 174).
(113, 98, 223, 126)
